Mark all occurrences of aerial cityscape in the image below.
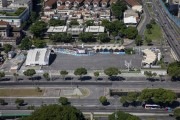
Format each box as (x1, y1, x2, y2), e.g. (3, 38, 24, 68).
(0, 0, 180, 120)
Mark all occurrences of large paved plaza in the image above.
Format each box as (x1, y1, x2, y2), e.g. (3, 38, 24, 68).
(42, 53, 143, 70)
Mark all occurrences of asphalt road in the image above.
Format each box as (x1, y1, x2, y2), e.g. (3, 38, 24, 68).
(139, 0, 151, 35)
(152, 0, 180, 60)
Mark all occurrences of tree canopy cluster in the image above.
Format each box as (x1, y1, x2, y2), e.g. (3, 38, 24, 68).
(79, 33, 95, 43)
(108, 111, 141, 120)
(120, 92, 138, 106)
(167, 61, 180, 80)
(174, 108, 180, 120)
(21, 104, 85, 120)
(49, 19, 66, 26)
(104, 67, 120, 77)
(19, 37, 32, 50)
(33, 40, 46, 48)
(3, 44, 13, 53)
(49, 33, 73, 43)
(139, 88, 177, 105)
(111, 0, 127, 19)
(30, 21, 47, 37)
(101, 20, 138, 39)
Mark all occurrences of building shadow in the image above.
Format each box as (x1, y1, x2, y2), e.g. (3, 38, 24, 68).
(49, 53, 57, 65)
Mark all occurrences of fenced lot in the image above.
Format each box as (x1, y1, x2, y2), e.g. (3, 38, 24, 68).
(42, 53, 143, 70)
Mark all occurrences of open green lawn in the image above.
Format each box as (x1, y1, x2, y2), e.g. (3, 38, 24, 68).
(0, 88, 44, 97)
(144, 23, 163, 44)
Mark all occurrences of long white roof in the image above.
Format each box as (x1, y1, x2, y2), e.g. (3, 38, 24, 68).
(26, 48, 51, 66)
(124, 16, 137, 24)
(47, 26, 67, 33)
(85, 26, 105, 33)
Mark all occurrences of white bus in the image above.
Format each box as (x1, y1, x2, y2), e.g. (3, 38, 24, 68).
(145, 104, 160, 109)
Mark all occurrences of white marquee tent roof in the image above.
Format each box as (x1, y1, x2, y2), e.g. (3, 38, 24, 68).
(142, 49, 157, 65)
(26, 48, 51, 66)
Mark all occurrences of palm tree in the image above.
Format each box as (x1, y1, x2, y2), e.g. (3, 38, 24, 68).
(60, 70, 68, 81)
(13, 73, 19, 82)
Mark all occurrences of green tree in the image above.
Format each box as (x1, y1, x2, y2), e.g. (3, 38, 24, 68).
(150, 19, 156, 25)
(74, 68, 87, 80)
(20, 104, 85, 120)
(127, 92, 138, 105)
(167, 62, 180, 80)
(19, 37, 32, 50)
(60, 70, 68, 80)
(94, 71, 99, 81)
(174, 108, 180, 120)
(97, 33, 110, 43)
(146, 24, 152, 30)
(144, 71, 157, 80)
(104, 67, 120, 80)
(13, 73, 19, 82)
(33, 40, 46, 48)
(0, 72, 5, 80)
(69, 20, 79, 26)
(84, 20, 94, 26)
(43, 72, 50, 81)
(124, 27, 138, 39)
(49, 33, 73, 43)
(101, 19, 111, 28)
(15, 98, 24, 106)
(3, 44, 12, 53)
(145, 37, 152, 45)
(108, 111, 141, 120)
(23, 69, 36, 81)
(30, 11, 38, 23)
(49, 19, 66, 26)
(99, 96, 107, 105)
(135, 35, 142, 46)
(111, 0, 127, 19)
(79, 33, 95, 43)
(139, 88, 177, 104)
(58, 97, 69, 105)
(30, 21, 47, 37)
(0, 99, 5, 105)
(120, 96, 128, 106)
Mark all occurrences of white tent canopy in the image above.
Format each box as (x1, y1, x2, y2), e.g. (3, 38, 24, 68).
(142, 49, 156, 65)
(26, 48, 51, 66)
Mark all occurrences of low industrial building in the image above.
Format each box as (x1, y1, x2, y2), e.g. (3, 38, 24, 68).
(25, 48, 51, 66)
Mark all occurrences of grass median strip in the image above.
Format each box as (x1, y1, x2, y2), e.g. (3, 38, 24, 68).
(0, 88, 44, 97)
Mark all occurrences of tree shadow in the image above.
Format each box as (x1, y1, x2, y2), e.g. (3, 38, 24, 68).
(169, 101, 180, 109)
(102, 101, 110, 106)
(97, 77, 103, 81)
(81, 76, 92, 81)
(122, 102, 129, 107)
(48, 53, 56, 65)
(0, 78, 11, 81)
(109, 76, 125, 81)
(171, 77, 180, 82)
(65, 77, 73, 81)
(147, 78, 159, 82)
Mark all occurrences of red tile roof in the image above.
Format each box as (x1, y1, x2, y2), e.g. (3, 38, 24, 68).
(45, 0, 58, 7)
(0, 21, 9, 25)
(124, 0, 140, 7)
(101, 0, 109, 3)
(65, 0, 75, 3)
(74, 0, 84, 3)
(93, 0, 101, 3)
(109, 0, 117, 4)
(84, 0, 93, 3)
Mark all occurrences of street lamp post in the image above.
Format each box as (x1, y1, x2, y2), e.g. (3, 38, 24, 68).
(113, 95, 119, 120)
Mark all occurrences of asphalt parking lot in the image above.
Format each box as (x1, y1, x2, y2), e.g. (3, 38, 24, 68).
(42, 53, 143, 70)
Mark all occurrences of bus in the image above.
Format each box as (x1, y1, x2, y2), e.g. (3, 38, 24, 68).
(145, 104, 160, 109)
